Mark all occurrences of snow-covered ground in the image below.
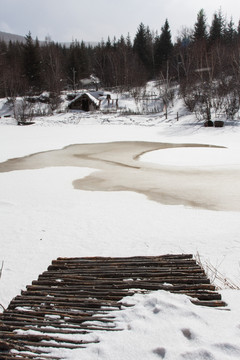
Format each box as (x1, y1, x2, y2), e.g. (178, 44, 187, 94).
(1, 94, 240, 359)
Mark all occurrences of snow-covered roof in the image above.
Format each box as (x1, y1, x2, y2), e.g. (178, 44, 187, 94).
(68, 91, 112, 107)
(68, 91, 100, 106)
(84, 92, 100, 105)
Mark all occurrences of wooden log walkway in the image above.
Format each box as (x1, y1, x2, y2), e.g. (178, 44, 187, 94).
(0, 254, 226, 359)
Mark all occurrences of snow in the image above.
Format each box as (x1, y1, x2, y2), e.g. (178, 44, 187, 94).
(1, 93, 240, 359)
(141, 147, 240, 167)
(55, 290, 240, 360)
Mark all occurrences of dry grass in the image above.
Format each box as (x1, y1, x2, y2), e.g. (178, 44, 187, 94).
(195, 252, 240, 290)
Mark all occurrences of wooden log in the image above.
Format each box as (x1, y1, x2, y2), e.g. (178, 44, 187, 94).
(0, 339, 11, 351)
(0, 332, 99, 346)
(190, 299, 227, 307)
(50, 257, 195, 264)
(5, 307, 110, 319)
(181, 292, 222, 301)
(8, 302, 122, 313)
(6, 338, 86, 349)
(48, 265, 201, 272)
(39, 269, 205, 281)
(24, 287, 137, 298)
(19, 284, 212, 302)
(8, 302, 118, 314)
(52, 261, 195, 267)
(0, 320, 121, 332)
(47, 259, 197, 271)
(19, 286, 215, 300)
(25, 279, 210, 294)
(0, 355, 60, 360)
(20, 283, 215, 297)
(43, 275, 207, 284)
(53, 256, 194, 263)
(46, 263, 203, 270)
(33, 276, 209, 287)
(16, 295, 123, 307)
(34, 274, 207, 283)
(1, 356, 60, 360)
(0, 318, 101, 329)
(0, 339, 34, 353)
(2, 311, 115, 325)
(41, 267, 204, 278)
(29, 279, 208, 290)
(0, 324, 89, 335)
(55, 254, 193, 262)
(47, 263, 201, 271)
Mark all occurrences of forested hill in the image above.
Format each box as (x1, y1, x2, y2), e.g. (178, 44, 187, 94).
(1, 8, 240, 123)
(0, 30, 26, 43)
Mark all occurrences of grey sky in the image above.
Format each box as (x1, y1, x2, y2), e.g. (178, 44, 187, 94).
(0, 0, 239, 43)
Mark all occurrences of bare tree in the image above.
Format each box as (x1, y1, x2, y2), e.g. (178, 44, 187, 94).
(158, 61, 175, 119)
(12, 97, 34, 124)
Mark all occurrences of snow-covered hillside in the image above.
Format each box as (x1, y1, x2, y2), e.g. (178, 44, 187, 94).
(0, 88, 240, 360)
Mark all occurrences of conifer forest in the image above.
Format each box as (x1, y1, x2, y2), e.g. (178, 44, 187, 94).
(1, 9, 240, 121)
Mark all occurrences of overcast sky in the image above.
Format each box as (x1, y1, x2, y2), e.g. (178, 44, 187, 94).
(0, 0, 239, 43)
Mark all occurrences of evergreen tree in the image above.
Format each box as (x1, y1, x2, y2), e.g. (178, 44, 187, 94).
(133, 22, 154, 76)
(223, 18, 237, 44)
(106, 36, 112, 49)
(209, 10, 224, 43)
(23, 32, 42, 91)
(126, 33, 132, 48)
(237, 20, 240, 37)
(154, 19, 173, 72)
(193, 9, 208, 41)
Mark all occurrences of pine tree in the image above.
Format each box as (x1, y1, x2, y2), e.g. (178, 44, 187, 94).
(193, 9, 208, 41)
(154, 19, 173, 72)
(106, 36, 112, 49)
(237, 20, 240, 37)
(209, 10, 224, 43)
(133, 22, 154, 76)
(223, 18, 237, 44)
(23, 32, 42, 92)
(126, 33, 132, 49)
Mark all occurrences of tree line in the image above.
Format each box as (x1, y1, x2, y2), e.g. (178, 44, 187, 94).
(1, 8, 240, 120)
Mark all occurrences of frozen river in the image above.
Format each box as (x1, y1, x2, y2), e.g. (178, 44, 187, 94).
(0, 141, 240, 211)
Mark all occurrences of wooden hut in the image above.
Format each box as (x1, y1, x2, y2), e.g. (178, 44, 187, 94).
(68, 92, 100, 111)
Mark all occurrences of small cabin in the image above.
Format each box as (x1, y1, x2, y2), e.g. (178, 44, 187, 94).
(68, 91, 118, 112)
(68, 92, 100, 111)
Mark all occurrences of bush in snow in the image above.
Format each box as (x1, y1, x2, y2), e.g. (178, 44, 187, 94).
(12, 97, 34, 124)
